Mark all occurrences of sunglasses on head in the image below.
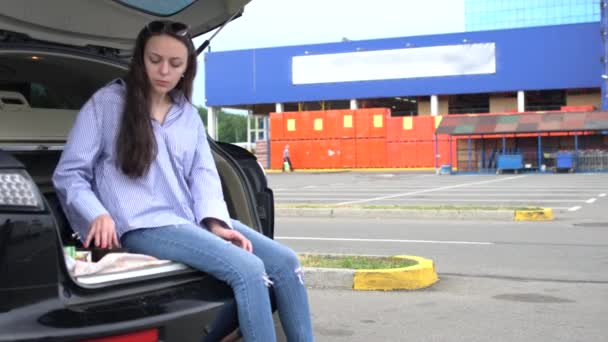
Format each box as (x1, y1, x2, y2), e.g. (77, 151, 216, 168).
(146, 20, 189, 37)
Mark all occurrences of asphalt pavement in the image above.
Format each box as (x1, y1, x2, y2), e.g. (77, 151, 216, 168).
(266, 171, 608, 341)
(306, 278, 606, 342)
(268, 172, 608, 219)
(275, 216, 608, 341)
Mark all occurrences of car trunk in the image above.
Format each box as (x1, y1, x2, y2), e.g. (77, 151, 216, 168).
(0, 48, 262, 287)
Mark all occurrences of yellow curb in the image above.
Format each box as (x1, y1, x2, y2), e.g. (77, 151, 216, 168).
(353, 255, 439, 291)
(514, 208, 554, 221)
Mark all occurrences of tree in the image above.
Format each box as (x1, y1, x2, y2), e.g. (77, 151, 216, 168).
(196, 106, 247, 143)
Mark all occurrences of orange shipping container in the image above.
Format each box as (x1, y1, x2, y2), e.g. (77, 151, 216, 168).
(282, 112, 299, 140)
(326, 140, 342, 169)
(309, 140, 326, 168)
(355, 138, 386, 168)
(325, 109, 357, 139)
(270, 141, 313, 169)
(415, 141, 435, 167)
(414, 116, 436, 141)
(387, 141, 425, 167)
(355, 108, 389, 138)
(386, 142, 405, 167)
(308, 111, 326, 140)
(270, 141, 286, 170)
(369, 138, 387, 167)
(295, 111, 312, 140)
(288, 140, 307, 169)
(269, 112, 284, 141)
(313, 140, 343, 169)
(325, 110, 340, 139)
(355, 139, 371, 168)
(387, 116, 420, 142)
(401, 141, 419, 167)
(340, 139, 356, 168)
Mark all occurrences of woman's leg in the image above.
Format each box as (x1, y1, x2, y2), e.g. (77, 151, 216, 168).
(121, 224, 277, 342)
(232, 220, 314, 342)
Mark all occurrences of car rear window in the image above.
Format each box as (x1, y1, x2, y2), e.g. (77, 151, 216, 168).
(116, 0, 196, 16)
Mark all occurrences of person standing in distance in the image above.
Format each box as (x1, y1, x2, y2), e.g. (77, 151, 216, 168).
(283, 144, 294, 172)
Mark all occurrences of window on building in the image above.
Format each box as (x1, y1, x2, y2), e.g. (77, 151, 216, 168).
(360, 97, 418, 116)
(283, 100, 350, 111)
(525, 89, 566, 111)
(448, 93, 490, 114)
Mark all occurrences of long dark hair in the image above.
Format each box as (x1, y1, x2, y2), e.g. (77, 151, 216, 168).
(116, 21, 197, 178)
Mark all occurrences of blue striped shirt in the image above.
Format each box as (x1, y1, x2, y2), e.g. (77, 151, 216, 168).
(53, 79, 232, 242)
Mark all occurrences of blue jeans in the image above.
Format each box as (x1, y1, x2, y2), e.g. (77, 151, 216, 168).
(121, 219, 314, 342)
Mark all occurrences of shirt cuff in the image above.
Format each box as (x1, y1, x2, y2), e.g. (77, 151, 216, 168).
(73, 193, 109, 226)
(194, 199, 233, 229)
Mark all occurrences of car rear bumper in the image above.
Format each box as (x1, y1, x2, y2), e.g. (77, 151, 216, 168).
(0, 277, 236, 342)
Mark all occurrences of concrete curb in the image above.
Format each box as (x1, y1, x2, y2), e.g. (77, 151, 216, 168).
(303, 255, 439, 291)
(277, 207, 515, 220)
(514, 208, 555, 221)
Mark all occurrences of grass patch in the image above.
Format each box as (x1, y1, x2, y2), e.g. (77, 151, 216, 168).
(299, 254, 417, 270)
(277, 204, 541, 211)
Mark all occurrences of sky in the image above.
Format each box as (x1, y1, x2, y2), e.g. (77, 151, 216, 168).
(191, 0, 466, 107)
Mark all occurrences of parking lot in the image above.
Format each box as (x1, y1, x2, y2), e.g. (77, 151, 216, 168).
(268, 172, 608, 219)
(270, 173, 608, 341)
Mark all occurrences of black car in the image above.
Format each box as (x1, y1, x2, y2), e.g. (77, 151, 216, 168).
(0, 1, 277, 341)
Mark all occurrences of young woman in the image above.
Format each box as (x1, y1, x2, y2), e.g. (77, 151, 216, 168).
(53, 20, 314, 342)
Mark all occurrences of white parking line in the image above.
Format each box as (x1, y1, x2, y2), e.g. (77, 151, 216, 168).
(336, 175, 527, 206)
(600, 193, 607, 198)
(275, 236, 494, 245)
(568, 206, 582, 212)
(278, 192, 593, 197)
(586, 198, 597, 204)
(276, 197, 589, 203)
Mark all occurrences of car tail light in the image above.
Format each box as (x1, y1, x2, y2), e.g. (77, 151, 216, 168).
(80, 329, 159, 342)
(0, 169, 43, 210)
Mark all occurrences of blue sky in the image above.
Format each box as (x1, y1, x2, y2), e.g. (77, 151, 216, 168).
(192, 0, 466, 107)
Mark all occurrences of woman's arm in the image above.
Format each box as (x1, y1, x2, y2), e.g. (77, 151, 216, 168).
(187, 112, 233, 229)
(53, 89, 116, 247)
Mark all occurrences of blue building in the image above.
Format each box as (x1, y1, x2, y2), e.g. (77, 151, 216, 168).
(206, 1, 601, 113)
(203, 1, 606, 171)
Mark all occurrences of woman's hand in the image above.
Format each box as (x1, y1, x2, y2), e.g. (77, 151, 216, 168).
(85, 214, 121, 249)
(206, 219, 252, 253)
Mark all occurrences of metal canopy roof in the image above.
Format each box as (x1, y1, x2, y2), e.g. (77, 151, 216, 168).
(435, 111, 608, 136)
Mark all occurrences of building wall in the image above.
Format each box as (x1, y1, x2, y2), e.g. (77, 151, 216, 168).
(205, 23, 601, 107)
(418, 97, 449, 116)
(489, 95, 518, 113)
(566, 93, 601, 109)
(418, 101, 430, 116)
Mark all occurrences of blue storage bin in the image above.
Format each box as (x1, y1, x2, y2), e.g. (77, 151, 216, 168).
(556, 152, 574, 169)
(497, 154, 523, 170)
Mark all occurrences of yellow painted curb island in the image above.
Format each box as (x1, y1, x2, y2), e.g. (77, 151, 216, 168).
(514, 208, 554, 221)
(353, 255, 439, 291)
